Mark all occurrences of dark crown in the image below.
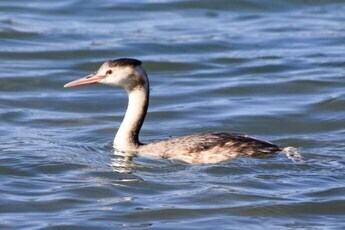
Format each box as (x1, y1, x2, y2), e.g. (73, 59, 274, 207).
(108, 58, 142, 67)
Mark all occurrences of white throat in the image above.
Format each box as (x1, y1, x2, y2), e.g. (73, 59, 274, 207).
(113, 76, 149, 151)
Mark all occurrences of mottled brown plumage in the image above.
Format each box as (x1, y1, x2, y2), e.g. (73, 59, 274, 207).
(139, 132, 281, 164)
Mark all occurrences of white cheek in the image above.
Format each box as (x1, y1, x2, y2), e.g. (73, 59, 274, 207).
(100, 75, 122, 86)
(101, 77, 117, 85)
(98, 67, 137, 89)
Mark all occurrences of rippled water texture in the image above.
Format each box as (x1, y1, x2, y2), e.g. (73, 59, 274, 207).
(1, 0, 345, 229)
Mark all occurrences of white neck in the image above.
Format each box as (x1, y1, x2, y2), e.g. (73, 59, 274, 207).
(113, 84, 149, 151)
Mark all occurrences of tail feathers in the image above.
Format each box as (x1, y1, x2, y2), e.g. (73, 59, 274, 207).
(281, 147, 302, 162)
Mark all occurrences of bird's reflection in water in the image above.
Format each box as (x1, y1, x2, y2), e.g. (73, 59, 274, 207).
(109, 150, 137, 173)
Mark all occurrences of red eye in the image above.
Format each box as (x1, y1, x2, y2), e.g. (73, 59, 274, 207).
(106, 70, 112, 75)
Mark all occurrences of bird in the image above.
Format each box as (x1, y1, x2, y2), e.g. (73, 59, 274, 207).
(64, 58, 300, 164)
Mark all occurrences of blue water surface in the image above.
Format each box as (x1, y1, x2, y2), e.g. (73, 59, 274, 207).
(0, 0, 344, 229)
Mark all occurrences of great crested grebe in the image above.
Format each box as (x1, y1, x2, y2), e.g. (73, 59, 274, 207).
(64, 58, 299, 164)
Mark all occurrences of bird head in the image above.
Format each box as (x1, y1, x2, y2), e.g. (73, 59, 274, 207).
(64, 58, 147, 91)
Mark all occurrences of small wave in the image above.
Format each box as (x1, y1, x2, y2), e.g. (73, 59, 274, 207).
(281, 146, 302, 162)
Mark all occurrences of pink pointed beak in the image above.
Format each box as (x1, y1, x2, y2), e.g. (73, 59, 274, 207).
(64, 73, 105, 88)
